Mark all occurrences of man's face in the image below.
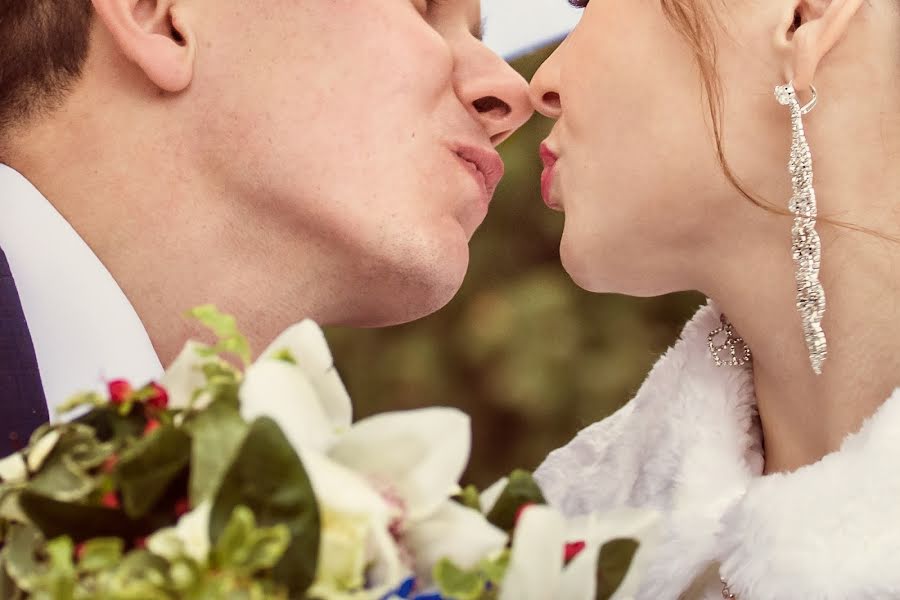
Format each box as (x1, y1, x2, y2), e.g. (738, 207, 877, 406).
(186, 0, 532, 326)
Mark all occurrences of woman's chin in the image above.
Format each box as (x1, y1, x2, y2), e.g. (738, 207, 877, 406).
(559, 234, 674, 297)
(559, 237, 604, 293)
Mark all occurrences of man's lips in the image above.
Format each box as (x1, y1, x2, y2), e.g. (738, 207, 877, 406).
(540, 143, 561, 210)
(454, 145, 505, 202)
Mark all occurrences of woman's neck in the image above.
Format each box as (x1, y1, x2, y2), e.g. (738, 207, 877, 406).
(706, 208, 900, 475)
(698, 80, 900, 473)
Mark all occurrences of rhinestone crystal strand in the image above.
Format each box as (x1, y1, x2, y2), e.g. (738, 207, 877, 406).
(721, 577, 736, 599)
(775, 82, 827, 375)
(708, 314, 752, 367)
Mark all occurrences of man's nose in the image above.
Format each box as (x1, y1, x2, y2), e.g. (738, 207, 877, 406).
(457, 46, 535, 146)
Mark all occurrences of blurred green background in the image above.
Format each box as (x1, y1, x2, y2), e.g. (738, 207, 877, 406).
(326, 46, 704, 488)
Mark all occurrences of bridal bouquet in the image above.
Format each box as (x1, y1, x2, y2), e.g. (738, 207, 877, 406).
(0, 307, 657, 600)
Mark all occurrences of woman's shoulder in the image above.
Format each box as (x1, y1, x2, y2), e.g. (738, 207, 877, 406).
(535, 399, 642, 514)
(535, 304, 760, 517)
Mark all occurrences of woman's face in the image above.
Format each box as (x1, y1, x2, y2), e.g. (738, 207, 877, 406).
(529, 0, 800, 296)
(190, 0, 533, 325)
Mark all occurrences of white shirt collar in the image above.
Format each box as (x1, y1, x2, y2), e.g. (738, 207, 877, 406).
(0, 164, 162, 418)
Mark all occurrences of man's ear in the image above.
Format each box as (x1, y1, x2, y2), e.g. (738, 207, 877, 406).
(774, 0, 864, 91)
(90, 0, 196, 92)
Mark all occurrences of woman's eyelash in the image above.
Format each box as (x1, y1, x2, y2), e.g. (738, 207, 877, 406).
(568, 0, 589, 7)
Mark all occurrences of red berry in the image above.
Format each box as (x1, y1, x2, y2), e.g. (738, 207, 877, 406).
(564, 541, 586, 563)
(514, 502, 537, 526)
(101, 454, 119, 474)
(174, 497, 191, 517)
(146, 382, 169, 409)
(143, 419, 161, 436)
(133, 536, 147, 550)
(101, 492, 120, 509)
(108, 380, 132, 405)
(75, 542, 87, 561)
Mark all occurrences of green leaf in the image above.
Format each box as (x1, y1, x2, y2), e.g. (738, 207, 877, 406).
(455, 484, 482, 511)
(25, 456, 93, 504)
(0, 555, 21, 600)
(433, 559, 486, 600)
(0, 485, 29, 525)
(241, 524, 290, 574)
(77, 537, 124, 572)
(180, 360, 242, 410)
(212, 506, 290, 576)
(31, 536, 77, 600)
(478, 550, 510, 586)
(485, 470, 546, 532)
(73, 407, 146, 444)
(44, 536, 75, 570)
(1, 523, 44, 592)
(18, 490, 153, 541)
(188, 305, 252, 366)
(117, 425, 191, 519)
(56, 393, 107, 418)
(106, 549, 173, 598)
(61, 428, 116, 473)
(596, 538, 640, 600)
(211, 418, 320, 596)
(269, 349, 297, 365)
(186, 398, 248, 505)
(213, 506, 255, 568)
(26, 426, 114, 504)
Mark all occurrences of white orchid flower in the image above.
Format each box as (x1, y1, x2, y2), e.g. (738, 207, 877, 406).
(235, 321, 406, 594)
(239, 321, 507, 587)
(330, 410, 508, 584)
(500, 505, 660, 600)
(479, 477, 508, 514)
(300, 452, 406, 597)
(256, 320, 353, 431)
(402, 500, 508, 582)
(306, 509, 372, 599)
(239, 321, 352, 452)
(160, 341, 226, 411)
(147, 500, 213, 565)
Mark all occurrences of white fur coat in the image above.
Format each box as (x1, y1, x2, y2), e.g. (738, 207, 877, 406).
(535, 305, 900, 599)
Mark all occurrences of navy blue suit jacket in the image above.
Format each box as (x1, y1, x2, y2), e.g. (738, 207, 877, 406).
(0, 246, 49, 458)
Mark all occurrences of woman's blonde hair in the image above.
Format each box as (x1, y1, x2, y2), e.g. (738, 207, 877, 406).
(660, 0, 890, 238)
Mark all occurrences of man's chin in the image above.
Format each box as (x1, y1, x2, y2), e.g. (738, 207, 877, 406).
(344, 250, 470, 328)
(358, 274, 467, 328)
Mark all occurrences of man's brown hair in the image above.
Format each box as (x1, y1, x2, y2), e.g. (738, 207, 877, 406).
(0, 1, 93, 140)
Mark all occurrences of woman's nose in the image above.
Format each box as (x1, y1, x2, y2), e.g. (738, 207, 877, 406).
(529, 46, 563, 119)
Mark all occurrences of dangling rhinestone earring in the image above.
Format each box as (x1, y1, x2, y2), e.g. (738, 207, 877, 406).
(708, 314, 752, 368)
(775, 81, 827, 375)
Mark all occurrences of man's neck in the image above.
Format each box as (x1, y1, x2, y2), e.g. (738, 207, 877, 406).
(8, 114, 336, 365)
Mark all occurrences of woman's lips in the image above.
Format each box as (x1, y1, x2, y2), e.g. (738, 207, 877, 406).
(540, 143, 562, 211)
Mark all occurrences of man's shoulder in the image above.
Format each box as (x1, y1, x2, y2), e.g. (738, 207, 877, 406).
(0, 242, 49, 457)
(0, 164, 163, 413)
